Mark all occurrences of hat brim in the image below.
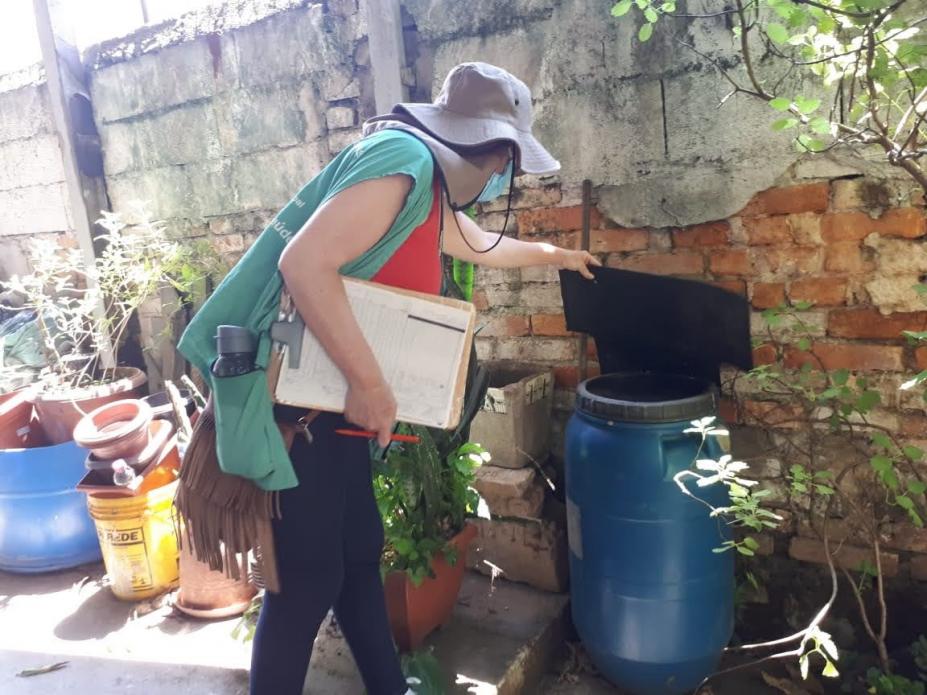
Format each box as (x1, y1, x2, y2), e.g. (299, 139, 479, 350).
(395, 104, 561, 175)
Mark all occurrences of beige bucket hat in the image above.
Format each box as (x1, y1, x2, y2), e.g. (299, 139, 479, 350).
(391, 62, 560, 176)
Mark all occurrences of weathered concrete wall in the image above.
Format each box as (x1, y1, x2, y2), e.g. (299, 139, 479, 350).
(402, 0, 809, 229)
(0, 64, 73, 279)
(86, 0, 370, 258)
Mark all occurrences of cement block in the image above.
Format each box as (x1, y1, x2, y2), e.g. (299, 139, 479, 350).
(297, 83, 329, 141)
(0, 133, 65, 190)
(326, 105, 356, 131)
(470, 364, 554, 469)
(475, 465, 545, 518)
(234, 5, 348, 89)
(0, 183, 71, 236)
(232, 143, 329, 212)
(216, 86, 307, 156)
(91, 40, 220, 122)
(467, 517, 569, 593)
(0, 84, 53, 143)
(328, 127, 361, 155)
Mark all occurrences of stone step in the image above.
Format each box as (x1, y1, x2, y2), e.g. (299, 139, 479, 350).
(307, 571, 570, 694)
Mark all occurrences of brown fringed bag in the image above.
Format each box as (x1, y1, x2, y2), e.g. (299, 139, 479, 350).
(173, 398, 290, 594)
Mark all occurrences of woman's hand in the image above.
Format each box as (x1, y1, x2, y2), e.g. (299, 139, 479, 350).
(344, 376, 398, 448)
(557, 248, 602, 280)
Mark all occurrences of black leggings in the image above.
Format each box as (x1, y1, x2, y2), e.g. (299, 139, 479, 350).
(249, 412, 407, 695)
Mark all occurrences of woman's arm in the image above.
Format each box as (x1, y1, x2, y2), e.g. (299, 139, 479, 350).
(441, 202, 601, 279)
(278, 174, 412, 446)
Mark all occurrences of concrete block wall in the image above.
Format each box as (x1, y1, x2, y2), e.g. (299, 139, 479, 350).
(0, 66, 74, 279)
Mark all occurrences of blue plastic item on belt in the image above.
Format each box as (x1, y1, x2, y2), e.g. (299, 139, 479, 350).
(565, 373, 734, 695)
(0, 440, 102, 573)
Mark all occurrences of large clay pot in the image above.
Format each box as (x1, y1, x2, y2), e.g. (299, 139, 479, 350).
(74, 399, 152, 461)
(385, 523, 477, 652)
(32, 367, 147, 444)
(0, 388, 35, 449)
(175, 541, 256, 619)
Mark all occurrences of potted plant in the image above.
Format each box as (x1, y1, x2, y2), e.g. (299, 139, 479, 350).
(2, 206, 217, 443)
(374, 425, 490, 652)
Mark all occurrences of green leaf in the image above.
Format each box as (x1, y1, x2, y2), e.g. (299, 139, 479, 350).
(907, 480, 927, 496)
(793, 300, 814, 311)
(743, 536, 760, 550)
(797, 337, 811, 351)
(815, 484, 835, 496)
(795, 97, 822, 115)
(661, 1, 676, 11)
(857, 390, 880, 413)
(638, 22, 654, 41)
(809, 116, 831, 134)
(822, 660, 840, 678)
(773, 117, 799, 131)
(766, 23, 790, 44)
(871, 432, 893, 450)
(736, 545, 756, 557)
(832, 369, 850, 386)
(644, 6, 659, 22)
(769, 97, 792, 111)
(611, 0, 633, 16)
(903, 445, 925, 462)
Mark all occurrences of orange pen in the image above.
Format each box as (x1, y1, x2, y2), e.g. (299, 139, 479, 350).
(334, 429, 421, 444)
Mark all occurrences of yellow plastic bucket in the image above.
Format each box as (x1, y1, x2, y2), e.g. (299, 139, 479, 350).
(87, 480, 180, 601)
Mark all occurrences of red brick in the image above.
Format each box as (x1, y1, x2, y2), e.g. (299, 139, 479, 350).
(824, 241, 870, 273)
(753, 344, 778, 365)
(754, 247, 823, 276)
(481, 315, 530, 337)
(887, 523, 927, 554)
(609, 252, 704, 276)
(822, 211, 876, 241)
(553, 362, 601, 388)
(473, 289, 490, 311)
(517, 205, 604, 233)
(901, 414, 927, 437)
(752, 282, 786, 309)
(672, 221, 730, 247)
(789, 277, 847, 307)
(828, 308, 927, 339)
(917, 347, 927, 370)
(709, 249, 752, 276)
(789, 537, 899, 577)
(708, 280, 747, 296)
(719, 397, 737, 423)
(531, 313, 573, 337)
(822, 208, 926, 241)
(785, 343, 904, 371)
(744, 216, 791, 245)
(589, 228, 649, 253)
(742, 183, 830, 216)
(586, 339, 598, 359)
(913, 555, 927, 582)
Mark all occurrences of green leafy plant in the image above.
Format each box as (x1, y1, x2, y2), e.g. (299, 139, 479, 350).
(911, 635, 927, 680)
(866, 668, 926, 695)
(611, 0, 927, 193)
(374, 426, 489, 586)
(2, 205, 223, 393)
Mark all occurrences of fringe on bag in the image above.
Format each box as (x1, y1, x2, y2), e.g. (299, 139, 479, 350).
(173, 398, 282, 593)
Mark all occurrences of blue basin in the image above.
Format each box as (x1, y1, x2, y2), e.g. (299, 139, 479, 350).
(0, 440, 102, 573)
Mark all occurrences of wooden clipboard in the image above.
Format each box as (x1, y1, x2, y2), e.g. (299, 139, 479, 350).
(268, 278, 476, 431)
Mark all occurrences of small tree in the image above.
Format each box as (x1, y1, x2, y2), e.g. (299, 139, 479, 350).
(612, 0, 927, 192)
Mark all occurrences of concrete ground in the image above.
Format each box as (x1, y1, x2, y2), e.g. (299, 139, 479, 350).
(0, 562, 568, 695)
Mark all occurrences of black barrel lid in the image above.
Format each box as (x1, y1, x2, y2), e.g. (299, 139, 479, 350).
(559, 267, 752, 385)
(576, 372, 719, 423)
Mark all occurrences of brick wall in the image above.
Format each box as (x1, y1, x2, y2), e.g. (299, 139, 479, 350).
(471, 174, 927, 581)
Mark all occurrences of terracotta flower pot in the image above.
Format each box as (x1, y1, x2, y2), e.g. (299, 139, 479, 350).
(32, 366, 148, 445)
(77, 419, 179, 497)
(0, 389, 35, 450)
(175, 540, 256, 620)
(74, 399, 153, 461)
(385, 523, 477, 652)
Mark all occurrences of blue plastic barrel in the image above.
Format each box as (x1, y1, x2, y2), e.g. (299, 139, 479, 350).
(565, 373, 734, 695)
(0, 440, 102, 573)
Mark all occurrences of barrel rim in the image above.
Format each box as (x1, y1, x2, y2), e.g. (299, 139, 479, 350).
(575, 372, 719, 423)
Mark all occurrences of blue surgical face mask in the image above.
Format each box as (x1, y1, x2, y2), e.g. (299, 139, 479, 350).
(477, 160, 513, 203)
